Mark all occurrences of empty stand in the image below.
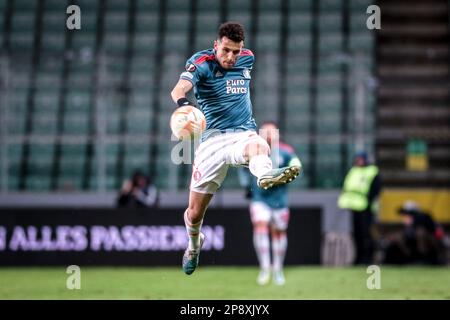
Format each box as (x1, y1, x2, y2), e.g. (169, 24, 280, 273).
(0, 0, 378, 192)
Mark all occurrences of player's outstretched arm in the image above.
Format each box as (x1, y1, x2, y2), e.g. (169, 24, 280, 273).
(171, 79, 194, 106)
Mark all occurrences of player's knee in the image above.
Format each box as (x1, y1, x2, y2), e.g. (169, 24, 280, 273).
(254, 221, 269, 233)
(245, 141, 270, 159)
(271, 229, 286, 239)
(186, 206, 205, 224)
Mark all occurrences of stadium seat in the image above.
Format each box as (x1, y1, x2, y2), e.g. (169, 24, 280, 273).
(44, 0, 66, 11)
(11, 11, 34, 32)
(58, 145, 87, 190)
(41, 34, 65, 53)
(25, 176, 52, 191)
(319, 12, 341, 31)
(226, 12, 251, 29)
(137, 0, 159, 11)
(13, 0, 36, 11)
(6, 111, 26, 135)
(289, 12, 312, 31)
(65, 88, 91, 112)
(285, 115, 310, 134)
(35, 67, 61, 89)
(129, 87, 153, 106)
(73, 12, 97, 32)
(350, 0, 373, 10)
(63, 112, 90, 135)
(319, 33, 342, 53)
(91, 143, 120, 190)
(349, 33, 374, 53)
(319, 0, 342, 12)
(166, 0, 190, 12)
(104, 12, 128, 33)
(34, 87, 59, 114)
(133, 33, 158, 54)
(72, 33, 97, 53)
(123, 144, 150, 178)
(286, 92, 310, 113)
(75, 0, 98, 10)
(135, 12, 158, 34)
(165, 32, 189, 53)
(126, 108, 153, 135)
(164, 10, 189, 50)
(129, 61, 155, 88)
(103, 33, 128, 55)
(289, 0, 312, 11)
(25, 143, 55, 191)
(194, 11, 220, 50)
(107, 0, 129, 12)
(153, 158, 176, 189)
(197, 0, 221, 12)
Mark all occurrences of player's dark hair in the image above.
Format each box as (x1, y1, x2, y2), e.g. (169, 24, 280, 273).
(218, 22, 245, 42)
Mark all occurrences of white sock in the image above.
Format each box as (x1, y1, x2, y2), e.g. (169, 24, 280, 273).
(253, 232, 271, 271)
(184, 210, 203, 251)
(272, 233, 287, 272)
(249, 154, 273, 178)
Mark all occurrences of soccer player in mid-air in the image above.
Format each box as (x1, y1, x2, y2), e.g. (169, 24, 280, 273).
(170, 22, 301, 275)
(240, 122, 301, 285)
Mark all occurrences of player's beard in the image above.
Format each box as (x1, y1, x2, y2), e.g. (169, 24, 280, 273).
(222, 60, 235, 69)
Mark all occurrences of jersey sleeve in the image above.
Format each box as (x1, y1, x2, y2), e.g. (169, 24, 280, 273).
(179, 55, 207, 86)
(238, 49, 255, 70)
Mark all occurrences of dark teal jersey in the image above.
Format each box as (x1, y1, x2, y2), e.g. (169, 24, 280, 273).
(179, 48, 257, 140)
(240, 142, 299, 209)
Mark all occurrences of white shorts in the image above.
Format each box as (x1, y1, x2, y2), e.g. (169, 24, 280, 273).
(190, 130, 268, 194)
(250, 201, 290, 231)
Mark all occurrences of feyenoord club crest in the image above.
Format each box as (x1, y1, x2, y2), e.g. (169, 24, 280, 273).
(186, 64, 196, 72)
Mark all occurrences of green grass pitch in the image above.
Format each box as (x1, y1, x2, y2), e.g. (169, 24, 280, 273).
(0, 266, 449, 299)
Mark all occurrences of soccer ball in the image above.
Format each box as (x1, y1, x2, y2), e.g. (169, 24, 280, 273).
(170, 106, 206, 140)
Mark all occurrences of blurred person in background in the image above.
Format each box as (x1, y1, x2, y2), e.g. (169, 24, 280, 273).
(382, 201, 448, 265)
(240, 122, 302, 286)
(117, 170, 159, 208)
(338, 152, 381, 265)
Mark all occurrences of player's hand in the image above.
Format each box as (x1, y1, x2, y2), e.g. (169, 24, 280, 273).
(121, 180, 133, 193)
(189, 120, 202, 132)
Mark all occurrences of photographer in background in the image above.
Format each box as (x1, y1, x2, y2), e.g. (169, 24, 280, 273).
(117, 170, 159, 208)
(383, 201, 448, 265)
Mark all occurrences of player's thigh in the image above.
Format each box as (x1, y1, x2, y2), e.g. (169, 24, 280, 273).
(242, 135, 270, 160)
(228, 132, 270, 165)
(190, 136, 230, 194)
(190, 161, 229, 195)
(271, 207, 290, 231)
(250, 201, 272, 226)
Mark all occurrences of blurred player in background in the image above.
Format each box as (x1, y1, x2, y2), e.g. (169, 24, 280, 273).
(170, 22, 301, 275)
(240, 122, 302, 285)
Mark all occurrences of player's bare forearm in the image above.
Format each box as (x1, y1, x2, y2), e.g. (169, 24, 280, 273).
(171, 79, 193, 104)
